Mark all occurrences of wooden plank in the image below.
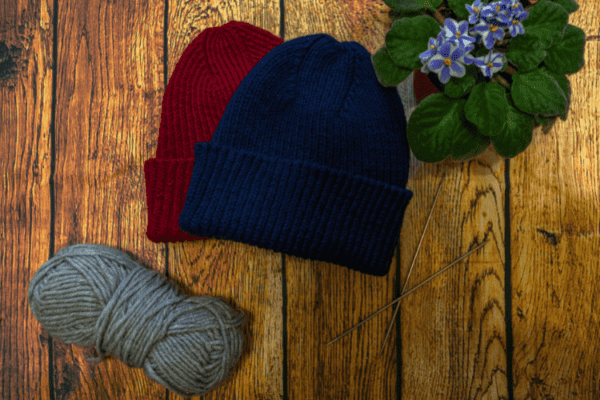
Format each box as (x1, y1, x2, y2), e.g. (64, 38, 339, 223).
(52, 0, 165, 398)
(394, 17, 509, 400)
(399, 170, 508, 399)
(283, 1, 403, 398)
(165, 2, 284, 399)
(282, 1, 507, 398)
(0, 1, 53, 399)
(511, 1, 600, 398)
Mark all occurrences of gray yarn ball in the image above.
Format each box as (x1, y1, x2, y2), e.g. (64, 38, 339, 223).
(27, 243, 245, 398)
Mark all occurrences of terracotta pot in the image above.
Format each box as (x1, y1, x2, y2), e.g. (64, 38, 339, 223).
(413, 68, 444, 105)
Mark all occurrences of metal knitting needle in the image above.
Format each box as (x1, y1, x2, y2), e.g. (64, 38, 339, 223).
(378, 173, 446, 356)
(326, 172, 444, 349)
(325, 238, 489, 347)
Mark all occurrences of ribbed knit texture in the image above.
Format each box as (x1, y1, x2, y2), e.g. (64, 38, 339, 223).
(143, 21, 283, 243)
(179, 34, 414, 276)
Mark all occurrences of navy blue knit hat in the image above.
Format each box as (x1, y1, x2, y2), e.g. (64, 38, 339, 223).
(179, 34, 414, 276)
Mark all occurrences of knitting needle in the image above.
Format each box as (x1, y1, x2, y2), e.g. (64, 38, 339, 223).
(326, 173, 444, 349)
(378, 172, 446, 356)
(325, 172, 444, 348)
(325, 238, 489, 347)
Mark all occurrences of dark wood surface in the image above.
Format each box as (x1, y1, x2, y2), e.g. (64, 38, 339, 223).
(1, 0, 599, 399)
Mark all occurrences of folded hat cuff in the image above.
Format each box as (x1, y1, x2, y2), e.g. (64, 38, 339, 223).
(179, 143, 414, 276)
(144, 158, 206, 243)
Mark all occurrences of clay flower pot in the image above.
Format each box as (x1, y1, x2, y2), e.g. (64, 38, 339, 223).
(413, 68, 443, 106)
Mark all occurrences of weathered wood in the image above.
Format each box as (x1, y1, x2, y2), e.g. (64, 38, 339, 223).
(283, 0, 403, 398)
(394, 12, 509, 400)
(0, 1, 53, 399)
(165, 2, 284, 399)
(511, 2, 600, 398)
(4, 0, 599, 398)
(349, 0, 507, 398)
(399, 154, 508, 400)
(51, 0, 165, 398)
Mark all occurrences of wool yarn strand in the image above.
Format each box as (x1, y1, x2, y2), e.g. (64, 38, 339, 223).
(28, 243, 244, 397)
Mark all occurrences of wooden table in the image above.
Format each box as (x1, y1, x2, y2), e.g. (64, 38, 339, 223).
(1, 0, 598, 399)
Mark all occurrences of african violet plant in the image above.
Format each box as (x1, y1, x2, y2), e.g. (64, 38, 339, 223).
(371, 0, 586, 163)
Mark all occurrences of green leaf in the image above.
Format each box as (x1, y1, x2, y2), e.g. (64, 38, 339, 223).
(535, 114, 553, 125)
(388, 9, 429, 23)
(444, 64, 478, 98)
(553, 0, 579, 13)
(535, 114, 559, 134)
(406, 93, 489, 163)
(450, 118, 491, 162)
(544, 24, 586, 75)
(385, 15, 442, 70)
(464, 82, 508, 137)
(371, 46, 413, 87)
(543, 66, 572, 121)
(406, 93, 457, 163)
(537, 0, 579, 13)
(489, 96, 535, 158)
(510, 68, 571, 118)
(446, 0, 473, 20)
(383, 0, 443, 12)
(474, 46, 489, 58)
(505, 33, 548, 72)
(521, 0, 569, 49)
(511, 67, 571, 119)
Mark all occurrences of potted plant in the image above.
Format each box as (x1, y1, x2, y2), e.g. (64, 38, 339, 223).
(371, 0, 586, 163)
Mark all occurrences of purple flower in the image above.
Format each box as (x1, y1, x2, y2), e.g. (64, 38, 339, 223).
(471, 51, 506, 78)
(506, 9, 529, 37)
(465, 0, 485, 25)
(418, 31, 447, 74)
(505, 0, 525, 14)
(426, 41, 475, 84)
(468, 0, 529, 47)
(418, 0, 528, 83)
(483, 0, 513, 29)
(470, 19, 507, 50)
(443, 18, 477, 49)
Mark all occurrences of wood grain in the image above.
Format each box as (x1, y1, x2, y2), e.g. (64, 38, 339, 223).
(371, 1, 507, 399)
(2, 0, 599, 398)
(398, 137, 508, 398)
(283, 1, 401, 399)
(165, 2, 284, 400)
(286, 2, 506, 399)
(0, 0, 53, 399)
(51, 0, 165, 398)
(511, 1, 600, 398)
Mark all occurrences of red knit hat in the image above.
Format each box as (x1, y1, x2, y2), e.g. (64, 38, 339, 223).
(144, 21, 283, 243)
